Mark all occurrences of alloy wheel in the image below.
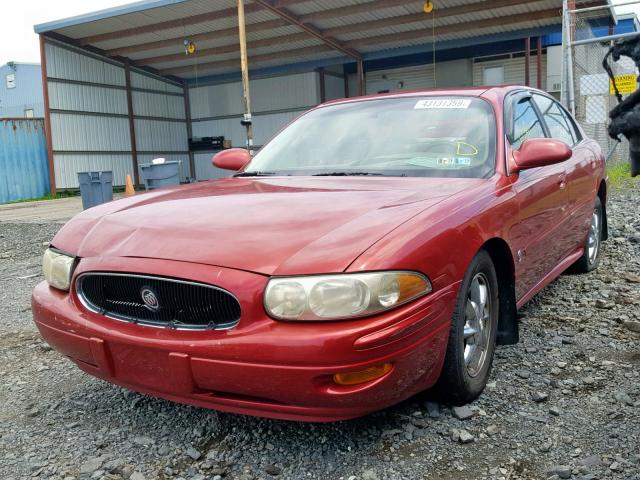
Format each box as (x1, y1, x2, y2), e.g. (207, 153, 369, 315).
(587, 207, 601, 265)
(463, 272, 492, 378)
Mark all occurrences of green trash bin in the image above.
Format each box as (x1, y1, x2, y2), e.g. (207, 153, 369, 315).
(77, 171, 113, 210)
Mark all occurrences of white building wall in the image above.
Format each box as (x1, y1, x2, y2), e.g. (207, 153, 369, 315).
(192, 110, 302, 149)
(46, 42, 131, 189)
(188, 71, 325, 180)
(189, 72, 320, 119)
(355, 54, 547, 98)
(473, 54, 548, 90)
(324, 75, 346, 101)
(366, 64, 436, 94)
(44, 41, 188, 188)
(0, 63, 44, 118)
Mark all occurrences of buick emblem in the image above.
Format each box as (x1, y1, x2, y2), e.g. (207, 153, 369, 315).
(140, 287, 160, 311)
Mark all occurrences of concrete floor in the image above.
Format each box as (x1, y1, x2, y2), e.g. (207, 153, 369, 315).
(0, 195, 124, 224)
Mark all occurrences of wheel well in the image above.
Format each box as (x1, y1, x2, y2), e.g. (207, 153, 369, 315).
(482, 238, 518, 345)
(598, 180, 609, 240)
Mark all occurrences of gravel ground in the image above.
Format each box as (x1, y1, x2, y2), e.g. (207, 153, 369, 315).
(1, 184, 639, 480)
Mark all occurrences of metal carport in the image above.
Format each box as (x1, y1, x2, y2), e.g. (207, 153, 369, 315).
(34, 0, 611, 193)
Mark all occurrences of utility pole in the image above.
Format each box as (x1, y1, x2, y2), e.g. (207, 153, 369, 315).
(237, 0, 253, 152)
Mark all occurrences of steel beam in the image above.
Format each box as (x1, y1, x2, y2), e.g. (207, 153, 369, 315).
(137, 32, 312, 67)
(357, 60, 364, 96)
(106, 19, 288, 57)
(161, 45, 330, 76)
(250, 0, 361, 60)
(346, 8, 561, 48)
(525, 37, 531, 87)
(569, 0, 635, 13)
(537, 36, 542, 89)
(571, 31, 640, 46)
(77, 0, 306, 45)
(112, 0, 549, 63)
(139, 0, 543, 68)
(124, 60, 140, 186)
(323, 0, 544, 37)
(318, 67, 326, 103)
(182, 82, 195, 180)
(39, 35, 56, 196)
(160, 8, 561, 76)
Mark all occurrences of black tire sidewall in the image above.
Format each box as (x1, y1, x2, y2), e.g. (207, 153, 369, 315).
(438, 250, 499, 403)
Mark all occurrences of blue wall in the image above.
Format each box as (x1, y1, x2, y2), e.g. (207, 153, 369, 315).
(0, 118, 50, 203)
(0, 63, 44, 118)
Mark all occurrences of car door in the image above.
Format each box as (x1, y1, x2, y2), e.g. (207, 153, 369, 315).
(531, 94, 594, 257)
(506, 93, 570, 300)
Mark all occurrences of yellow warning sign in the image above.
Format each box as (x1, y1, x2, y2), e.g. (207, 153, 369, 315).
(610, 74, 638, 95)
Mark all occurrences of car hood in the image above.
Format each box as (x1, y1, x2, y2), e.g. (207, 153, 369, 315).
(53, 176, 482, 276)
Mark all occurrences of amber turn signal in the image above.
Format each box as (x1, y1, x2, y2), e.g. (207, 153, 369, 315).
(333, 363, 393, 386)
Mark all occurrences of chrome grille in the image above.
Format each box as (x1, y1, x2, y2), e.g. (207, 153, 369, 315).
(76, 273, 241, 330)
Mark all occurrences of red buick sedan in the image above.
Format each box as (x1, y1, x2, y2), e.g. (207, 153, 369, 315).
(32, 86, 606, 422)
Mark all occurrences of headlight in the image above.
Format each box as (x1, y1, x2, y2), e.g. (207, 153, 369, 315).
(264, 271, 431, 321)
(42, 248, 76, 291)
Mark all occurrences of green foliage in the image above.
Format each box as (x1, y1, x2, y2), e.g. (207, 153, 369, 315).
(5, 190, 79, 204)
(607, 162, 636, 189)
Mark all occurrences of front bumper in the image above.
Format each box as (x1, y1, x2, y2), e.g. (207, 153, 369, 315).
(32, 257, 456, 422)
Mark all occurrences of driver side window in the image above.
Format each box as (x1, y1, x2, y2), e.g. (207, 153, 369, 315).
(511, 98, 545, 149)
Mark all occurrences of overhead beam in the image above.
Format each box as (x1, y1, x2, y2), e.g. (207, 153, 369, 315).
(299, 0, 410, 22)
(77, 0, 306, 45)
(251, 0, 361, 60)
(323, 0, 547, 37)
(137, 0, 553, 68)
(106, 0, 402, 57)
(104, 0, 535, 59)
(136, 32, 312, 67)
(346, 8, 561, 48)
(159, 7, 562, 76)
(106, 19, 287, 57)
(160, 45, 331, 76)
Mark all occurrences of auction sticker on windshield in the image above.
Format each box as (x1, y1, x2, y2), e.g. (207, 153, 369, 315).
(414, 99, 472, 109)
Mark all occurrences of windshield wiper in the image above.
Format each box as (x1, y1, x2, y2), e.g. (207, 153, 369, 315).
(234, 171, 278, 177)
(311, 172, 384, 176)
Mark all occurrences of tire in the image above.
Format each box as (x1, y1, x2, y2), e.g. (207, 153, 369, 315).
(434, 250, 499, 405)
(570, 196, 603, 274)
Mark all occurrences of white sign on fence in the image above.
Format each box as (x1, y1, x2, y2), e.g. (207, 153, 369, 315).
(579, 74, 609, 96)
(585, 96, 607, 124)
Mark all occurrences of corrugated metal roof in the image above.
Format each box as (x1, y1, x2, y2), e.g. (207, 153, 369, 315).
(35, 0, 613, 82)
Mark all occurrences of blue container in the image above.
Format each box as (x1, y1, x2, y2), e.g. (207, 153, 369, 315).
(0, 118, 50, 204)
(140, 161, 181, 190)
(77, 171, 113, 210)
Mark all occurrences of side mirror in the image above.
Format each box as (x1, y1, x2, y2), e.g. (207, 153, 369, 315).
(212, 148, 251, 171)
(512, 138, 572, 173)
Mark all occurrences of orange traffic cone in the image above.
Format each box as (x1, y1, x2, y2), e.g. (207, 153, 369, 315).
(125, 174, 135, 196)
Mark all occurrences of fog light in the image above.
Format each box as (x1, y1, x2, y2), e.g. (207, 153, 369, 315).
(333, 363, 393, 386)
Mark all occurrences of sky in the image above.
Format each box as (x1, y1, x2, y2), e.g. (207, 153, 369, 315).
(1, 0, 640, 65)
(0, 0, 131, 65)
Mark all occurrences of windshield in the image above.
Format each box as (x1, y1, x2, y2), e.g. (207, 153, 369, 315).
(243, 96, 496, 178)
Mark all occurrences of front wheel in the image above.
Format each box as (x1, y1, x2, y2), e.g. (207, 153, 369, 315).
(434, 250, 499, 405)
(570, 196, 603, 274)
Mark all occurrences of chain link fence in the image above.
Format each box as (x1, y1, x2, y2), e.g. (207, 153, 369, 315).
(563, 0, 637, 164)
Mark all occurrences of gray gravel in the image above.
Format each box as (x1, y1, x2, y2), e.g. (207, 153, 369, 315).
(1, 184, 639, 480)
